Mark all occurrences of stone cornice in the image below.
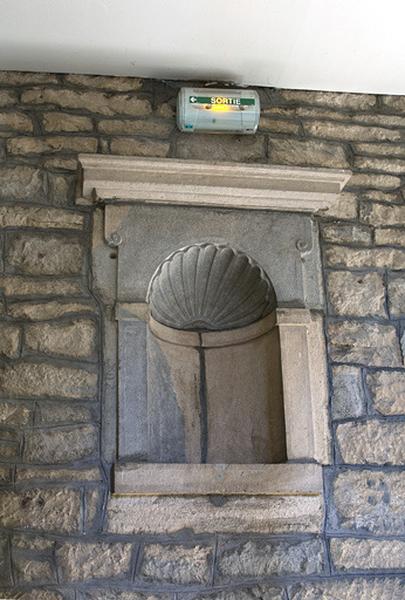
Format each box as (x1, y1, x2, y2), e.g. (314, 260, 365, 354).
(77, 154, 351, 213)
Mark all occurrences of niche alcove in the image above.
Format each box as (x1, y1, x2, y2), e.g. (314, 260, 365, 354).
(147, 242, 285, 465)
(77, 155, 351, 532)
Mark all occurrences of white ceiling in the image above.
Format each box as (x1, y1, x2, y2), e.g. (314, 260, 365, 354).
(1, 0, 405, 94)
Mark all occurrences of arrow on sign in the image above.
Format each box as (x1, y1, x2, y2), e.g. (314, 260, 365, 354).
(190, 96, 197, 103)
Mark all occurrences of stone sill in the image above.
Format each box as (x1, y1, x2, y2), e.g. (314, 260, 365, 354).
(106, 493, 323, 534)
(114, 462, 323, 496)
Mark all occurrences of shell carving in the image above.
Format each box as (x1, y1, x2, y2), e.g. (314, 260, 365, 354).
(148, 243, 276, 331)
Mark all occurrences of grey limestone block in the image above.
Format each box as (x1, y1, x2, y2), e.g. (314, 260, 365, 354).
(6, 233, 85, 275)
(289, 577, 405, 600)
(139, 543, 213, 585)
(327, 271, 386, 317)
(336, 420, 405, 465)
(181, 587, 284, 600)
(21, 88, 152, 117)
(0, 488, 82, 533)
(278, 89, 377, 110)
(328, 320, 402, 367)
(0, 362, 97, 399)
(331, 365, 365, 419)
(330, 537, 405, 572)
(0, 166, 45, 202)
(329, 469, 405, 534)
(303, 120, 400, 142)
(56, 541, 133, 582)
(269, 138, 349, 169)
(23, 424, 98, 464)
(216, 538, 324, 581)
(366, 370, 405, 415)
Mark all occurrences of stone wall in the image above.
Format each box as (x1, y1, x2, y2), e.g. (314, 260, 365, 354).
(0, 71, 405, 598)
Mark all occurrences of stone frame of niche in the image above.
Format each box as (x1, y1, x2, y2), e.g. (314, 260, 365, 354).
(77, 154, 351, 502)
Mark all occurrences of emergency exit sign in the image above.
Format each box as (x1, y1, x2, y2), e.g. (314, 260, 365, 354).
(189, 95, 255, 106)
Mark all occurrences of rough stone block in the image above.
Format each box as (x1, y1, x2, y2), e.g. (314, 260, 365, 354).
(98, 118, 173, 137)
(14, 556, 55, 583)
(0, 323, 21, 357)
(0, 362, 97, 399)
(25, 319, 96, 359)
(382, 95, 405, 112)
(8, 300, 94, 320)
(0, 71, 58, 85)
(110, 137, 170, 157)
(279, 90, 376, 110)
(0, 439, 20, 460)
(12, 533, 55, 551)
(0, 275, 83, 297)
(42, 112, 93, 132)
(319, 192, 358, 220)
(349, 172, 401, 189)
(354, 156, 405, 174)
(336, 420, 405, 464)
(0, 111, 33, 132)
(327, 271, 385, 317)
(0, 400, 31, 426)
(0, 466, 11, 483)
(331, 365, 365, 419)
(139, 543, 213, 584)
(366, 370, 405, 415)
(217, 539, 324, 580)
(388, 275, 405, 316)
(354, 142, 405, 158)
(16, 466, 102, 483)
(321, 223, 371, 245)
(375, 228, 405, 245)
(34, 401, 94, 425)
(0, 166, 45, 201)
(328, 321, 402, 367)
(259, 117, 300, 134)
(0, 205, 84, 229)
(304, 121, 400, 142)
(23, 424, 98, 463)
(7, 135, 98, 155)
(0, 534, 11, 585)
(324, 245, 405, 270)
(330, 538, 405, 572)
(6, 234, 84, 275)
(82, 592, 185, 600)
(56, 542, 133, 581)
(0, 591, 64, 600)
(84, 487, 103, 531)
(181, 586, 284, 600)
(64, 73, 143, 91)
(269, 138, 349, 168)
(0, 488, 81, 533)
(43, 157, 78, 170)
(0, 90, 17, 107)
(331, 469, 405, 534)
(22, 88, 152, 117)
(156, 102, 175, 118)
(47, 173, 75, 205)
(363, 190, 402, 203)
(177, 134, 266, 162)
(289, 578, 405, 599)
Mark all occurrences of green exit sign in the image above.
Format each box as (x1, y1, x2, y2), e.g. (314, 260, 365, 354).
(189, 95, 255, 106)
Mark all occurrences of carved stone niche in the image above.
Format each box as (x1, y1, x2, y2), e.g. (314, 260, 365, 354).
(77, 155, 351, 534)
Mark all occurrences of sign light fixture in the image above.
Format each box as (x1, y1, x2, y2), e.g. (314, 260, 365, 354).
(177, 87, 260, 134)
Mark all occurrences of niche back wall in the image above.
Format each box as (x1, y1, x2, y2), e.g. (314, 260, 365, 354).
(0, 72, 405, 598)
